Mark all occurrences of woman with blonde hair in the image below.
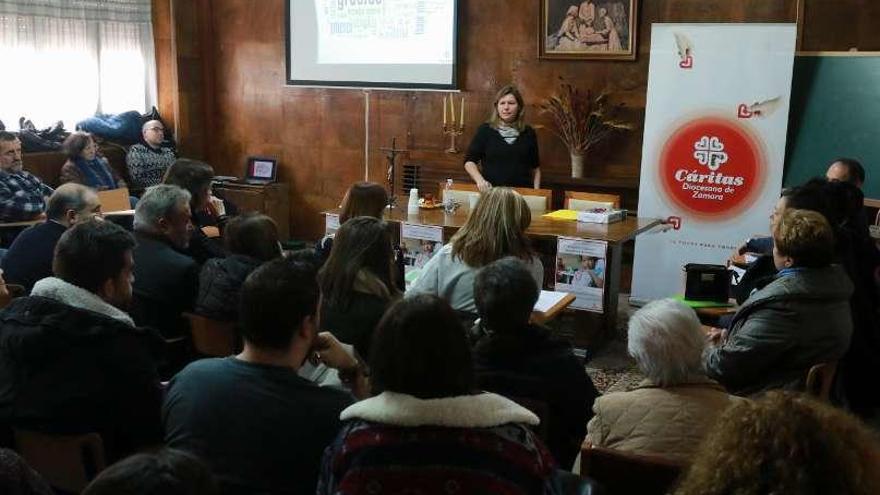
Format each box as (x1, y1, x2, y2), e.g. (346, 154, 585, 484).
(407, 187, 542, 315)
(463, 85, 541, 191)
(675, 391, 880, 495)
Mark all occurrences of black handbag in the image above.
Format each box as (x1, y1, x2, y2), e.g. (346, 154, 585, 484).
(684, 263, 732, 303)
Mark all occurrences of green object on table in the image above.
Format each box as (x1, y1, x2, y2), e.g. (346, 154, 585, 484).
(672, 295, 733, 308)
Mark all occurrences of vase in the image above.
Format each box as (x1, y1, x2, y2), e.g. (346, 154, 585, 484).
(570, 152, 585, 178)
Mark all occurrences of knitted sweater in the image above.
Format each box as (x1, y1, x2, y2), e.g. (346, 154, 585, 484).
(317, 392, 561, 495)
(125, 143, 176, 190)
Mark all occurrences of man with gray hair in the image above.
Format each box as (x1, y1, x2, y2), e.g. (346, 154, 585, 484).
(1, 183, 101, 291)
(0, 131, 53, 223)
(584, 298, 744, 463)
(125, 120, 176, 192)
(131, 184, 198, 336)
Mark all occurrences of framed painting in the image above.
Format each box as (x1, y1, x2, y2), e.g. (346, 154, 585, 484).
(539, 0, 638, 60)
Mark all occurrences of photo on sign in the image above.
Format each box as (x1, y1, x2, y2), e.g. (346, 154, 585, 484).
(401, 238, 442, 270)
(400, 222, 444, 289)
(555, 236, 607, 312)
(539, 0, 638, 60)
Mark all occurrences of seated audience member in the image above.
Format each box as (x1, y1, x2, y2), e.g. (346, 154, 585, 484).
(318, 295, 558, 495)
(675, 391, 880, 495)
(472, 257, 598, 469)
(195, 212, 281, 321)
(126, 120, 176, 192)
(164, 258, 364, 494)
(407, 187, 543, 316)
(163, 158, 229, 263)
(317, 181, 387, 261)
(82, 448, 217, 495)
(0, 448, 53, 495)
(318, 216, 400, 358)
(0, 131, 53, 222)
(0, 220, 163, 461)
(586, 299, 745, 463)
(705, 209, 853, 396)
(1, 184, 101, 292)
(59, 131, 126, 190)
(826, 157, 865, 189)
(131, 185, 199, 337)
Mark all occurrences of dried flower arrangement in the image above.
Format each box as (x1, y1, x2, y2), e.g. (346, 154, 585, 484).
(539, 78, 633, 178)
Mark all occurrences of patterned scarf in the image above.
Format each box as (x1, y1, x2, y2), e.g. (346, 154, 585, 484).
(496, 125, 520, 144)
(75, 157, 116, 189)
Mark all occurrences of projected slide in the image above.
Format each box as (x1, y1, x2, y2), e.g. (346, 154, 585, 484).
(316, 0, 453, 65)
(287, 0, 458, 88)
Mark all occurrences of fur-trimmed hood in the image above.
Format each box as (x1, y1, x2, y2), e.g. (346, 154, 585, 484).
(340, 391, 540, 428)
(31, 277, 134, 326)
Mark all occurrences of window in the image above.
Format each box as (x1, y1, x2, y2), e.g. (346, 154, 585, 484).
(0, 0, 156, 130)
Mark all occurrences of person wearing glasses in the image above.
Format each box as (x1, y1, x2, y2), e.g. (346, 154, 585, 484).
(126, 120, 177, 193)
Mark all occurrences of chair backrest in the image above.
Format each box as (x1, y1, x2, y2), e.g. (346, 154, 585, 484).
(438, 181, 480, 207)
(805, 361, 838, 402)
(580, 445, 685, 495)
(184, 312, 238, 357)
(14, 429, 106, 493)
(564, 191, 621, 211)
(513, 187, 552, 212)
(96, 187, 131, 212)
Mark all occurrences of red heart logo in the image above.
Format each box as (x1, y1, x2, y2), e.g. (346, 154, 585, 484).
(679, 55, 693, 69)
(666, 216, 682, 230)
(737, 104, 753, 119)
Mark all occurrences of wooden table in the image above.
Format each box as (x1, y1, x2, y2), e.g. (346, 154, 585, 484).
(325, 207, 662, 337)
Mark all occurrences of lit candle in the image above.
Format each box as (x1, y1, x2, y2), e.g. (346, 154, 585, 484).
(442, 96, 447, 125)
(449, 96, 455, 125)
(460, 97, 464, 126)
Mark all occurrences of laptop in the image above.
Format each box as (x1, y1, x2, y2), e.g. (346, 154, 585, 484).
(243, 156, 278, 185)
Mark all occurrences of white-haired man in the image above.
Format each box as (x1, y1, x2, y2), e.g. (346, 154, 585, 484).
(131, 184, 198, 337)
(585, 298, 744, 463)
(125, 120, 176, 192)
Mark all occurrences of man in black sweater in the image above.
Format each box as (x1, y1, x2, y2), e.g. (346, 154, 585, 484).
(1, 183, 102, 292)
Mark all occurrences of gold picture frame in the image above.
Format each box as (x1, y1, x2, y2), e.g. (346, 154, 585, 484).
(539, 0, 639, 60)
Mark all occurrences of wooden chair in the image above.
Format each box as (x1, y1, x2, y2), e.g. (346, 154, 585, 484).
(438, 182, 552, 211)
(513, 187, 553, 212)
(96, 187, 131, 213)
(564, 191, 621, 211)
(183, 312, 239, 357)
(580, 445, 685, 495)
(438, 181, 480, 207)
(14, 429, 106, 493)
(805, 361, 838, 402)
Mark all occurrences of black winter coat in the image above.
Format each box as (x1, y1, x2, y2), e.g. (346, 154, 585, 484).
(195, 254, 263, 321)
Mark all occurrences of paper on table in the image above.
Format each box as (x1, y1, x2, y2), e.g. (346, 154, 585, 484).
(542, 209, 579, 220)
(534, 290, 570, 313)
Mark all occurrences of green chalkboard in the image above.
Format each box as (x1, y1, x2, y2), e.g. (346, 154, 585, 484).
(784, 54, 880, 199)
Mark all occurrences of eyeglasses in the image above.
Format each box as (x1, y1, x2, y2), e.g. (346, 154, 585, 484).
(147, 127, 164, 132)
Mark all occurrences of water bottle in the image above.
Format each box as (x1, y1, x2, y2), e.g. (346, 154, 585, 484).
(443, 178, 455, 214)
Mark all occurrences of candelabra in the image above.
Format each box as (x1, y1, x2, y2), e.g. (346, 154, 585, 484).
(443, 122, 464, 154)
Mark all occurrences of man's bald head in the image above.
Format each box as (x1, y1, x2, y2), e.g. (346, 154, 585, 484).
(826, 158, 865, 189)
(46, 183, 102, 226)
(142, 120, 166, 148)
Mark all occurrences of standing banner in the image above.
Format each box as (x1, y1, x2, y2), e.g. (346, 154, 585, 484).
(632, 24, 796, 303)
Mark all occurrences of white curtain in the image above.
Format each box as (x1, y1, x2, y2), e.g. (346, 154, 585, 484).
(0, 0, 156, 130)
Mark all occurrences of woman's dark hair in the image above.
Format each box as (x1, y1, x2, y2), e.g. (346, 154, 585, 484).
(369, 294, 475, 399)
(163, 158, 215, 210)
(339, 182, 387, 223)
(474, 257, 539, 332)
(224, 212, 280, 262)
(319, 216, 396, 307)
(82, 449, 217, 495)
(62, 131, 94, 160)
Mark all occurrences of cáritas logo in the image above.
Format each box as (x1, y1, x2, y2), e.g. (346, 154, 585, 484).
(659, 117, 763, 220)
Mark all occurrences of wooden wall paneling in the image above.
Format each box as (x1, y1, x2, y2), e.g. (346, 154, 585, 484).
(156, 0, 880, 240)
